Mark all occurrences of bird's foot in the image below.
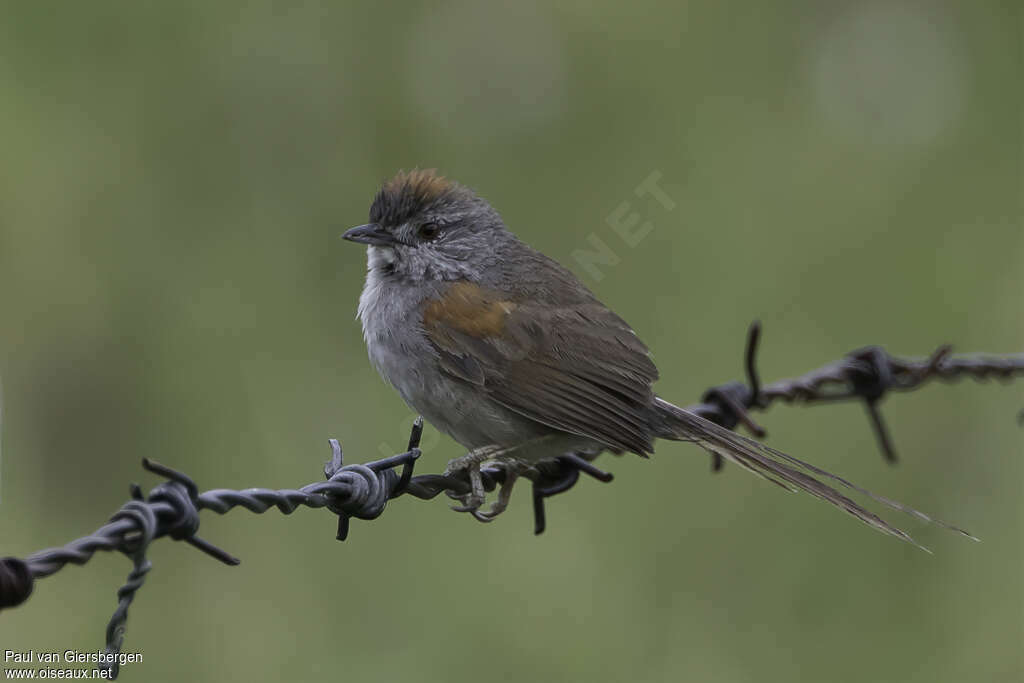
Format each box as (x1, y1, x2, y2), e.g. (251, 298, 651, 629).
(444, 447, 536, 522)
(445, 445, 503, 514)
(471, 460, 535, 522)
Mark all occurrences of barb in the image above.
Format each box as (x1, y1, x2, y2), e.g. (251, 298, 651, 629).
(0, 323, 1020, 679)
(691, 322, 1023, 469)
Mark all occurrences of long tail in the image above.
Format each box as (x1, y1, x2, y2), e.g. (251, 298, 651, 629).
(654, 398, 976, 551)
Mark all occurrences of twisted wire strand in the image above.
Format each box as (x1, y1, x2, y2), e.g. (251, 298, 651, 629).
(0, 323, 1020, 680)
(24, 513, 171, 579)
(98, 500, 157, 679)
(759, 351, 1024, 403)
(687, 325, 1022, 468)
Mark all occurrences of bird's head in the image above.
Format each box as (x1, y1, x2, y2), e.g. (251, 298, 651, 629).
(343, 169, 507, 281)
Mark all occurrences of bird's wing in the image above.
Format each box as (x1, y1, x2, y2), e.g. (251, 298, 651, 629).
(421, 280, 659, 454)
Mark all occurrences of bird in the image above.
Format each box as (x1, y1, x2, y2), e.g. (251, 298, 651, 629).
(343, 168, 972, 548)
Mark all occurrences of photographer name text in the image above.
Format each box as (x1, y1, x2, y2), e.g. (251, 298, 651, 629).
(4, 651, 141, 666)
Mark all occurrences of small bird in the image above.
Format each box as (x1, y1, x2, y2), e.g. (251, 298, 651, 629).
(344, 169, 970, 547)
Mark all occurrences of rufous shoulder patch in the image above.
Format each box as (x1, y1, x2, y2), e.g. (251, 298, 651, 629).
(422, 281, 517, 338)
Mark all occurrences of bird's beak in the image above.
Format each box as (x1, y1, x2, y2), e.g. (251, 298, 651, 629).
(342, 223, 396, 246)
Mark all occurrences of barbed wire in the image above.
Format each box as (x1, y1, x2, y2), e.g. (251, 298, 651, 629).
(0, 321, 1020, 679)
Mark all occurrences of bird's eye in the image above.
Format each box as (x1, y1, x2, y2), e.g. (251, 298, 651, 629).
(417, 222, 441, 241)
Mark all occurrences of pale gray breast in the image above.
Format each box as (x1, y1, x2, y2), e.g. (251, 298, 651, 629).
(358, 265, 431, 394)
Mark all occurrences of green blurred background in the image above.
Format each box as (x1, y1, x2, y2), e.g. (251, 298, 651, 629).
(1, 2, 1021, 681)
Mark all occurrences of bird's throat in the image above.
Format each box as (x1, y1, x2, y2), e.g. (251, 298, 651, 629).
(367, 245, 396, 273)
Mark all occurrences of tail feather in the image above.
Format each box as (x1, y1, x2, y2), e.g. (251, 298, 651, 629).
(654, 398, 977, 551)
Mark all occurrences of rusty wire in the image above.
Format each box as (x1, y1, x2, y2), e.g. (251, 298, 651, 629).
(0, 321, 1020, 679)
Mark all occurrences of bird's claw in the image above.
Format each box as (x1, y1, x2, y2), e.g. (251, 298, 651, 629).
(469, 469, 520, 521)
(446, 449, 490, 513)
(444, 447, 530, 522)
(449, 495, 486, 513)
